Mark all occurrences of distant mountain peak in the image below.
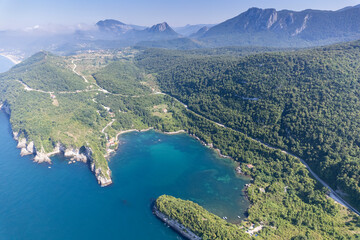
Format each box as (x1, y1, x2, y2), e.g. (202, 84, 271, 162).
(96, 19, 126, 27)
(149, 22, 171, 32)
(96, 19, 132, 34)
(146, 22, 179, 36)
(202, 6, 360, 41)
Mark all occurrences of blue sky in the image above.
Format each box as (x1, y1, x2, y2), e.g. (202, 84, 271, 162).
(1, 0, 360, 30)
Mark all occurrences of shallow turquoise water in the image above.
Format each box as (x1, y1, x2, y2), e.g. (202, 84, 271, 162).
(0, 112, 249, 239)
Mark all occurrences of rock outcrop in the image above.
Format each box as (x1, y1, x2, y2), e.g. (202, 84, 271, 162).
(88, 146, 112, 187)
(0, 102, 11, 115)
(93, 166, 112, 187)
(17, 138, 27, 149)
(13, 132, 19, 141)
(16, 138, 35, 156)
(33, 151, 51, 163)
(64, 148, 87, 163)
(1, 101, 113, 187)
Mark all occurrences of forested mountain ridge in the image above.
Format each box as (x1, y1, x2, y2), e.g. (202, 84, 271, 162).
(136, 40, 360, 210)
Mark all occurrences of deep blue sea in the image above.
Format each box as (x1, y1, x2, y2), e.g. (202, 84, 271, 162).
(0, 112, 249, 240)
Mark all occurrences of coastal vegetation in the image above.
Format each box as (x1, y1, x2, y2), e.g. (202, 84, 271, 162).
(170, 108, 360, 239)
(136, 41, 360, 211)
(1, 42, 360, 238)
(135, 42, 360, 238)
(93, 61, 151, 95)
(155, 195, 250, 240)
(0, 50, 186, 185)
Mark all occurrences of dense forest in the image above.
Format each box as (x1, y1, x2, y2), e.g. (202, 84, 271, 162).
(136, 42, 360, 211)
(93, 61, 151, 95)
(156, 195, 250, 240)
(167, 106, 360, 239)
(0, 45, 360, 238)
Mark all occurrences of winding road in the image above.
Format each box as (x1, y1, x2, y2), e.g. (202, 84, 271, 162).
(166, 93, 360, 216)
(16, 60, 360, 216)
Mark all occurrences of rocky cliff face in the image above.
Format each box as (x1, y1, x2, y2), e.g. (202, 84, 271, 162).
(0, 102, 11, 115)
(1, 102, 113, 187)
(86, 147, 112, 187)
(199, 6, 360, 46)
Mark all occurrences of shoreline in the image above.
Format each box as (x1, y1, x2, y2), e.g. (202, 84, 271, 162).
(0, 54, 22, 64)
(153, 205, 201, 240)
(104, 128, 187, 158)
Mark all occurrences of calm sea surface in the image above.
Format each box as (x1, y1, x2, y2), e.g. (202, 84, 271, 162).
(0, 112, 249, 239)
(0, 56, 14, 73)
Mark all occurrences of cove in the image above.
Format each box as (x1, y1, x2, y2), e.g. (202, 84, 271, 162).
(0, 111, 249, 240)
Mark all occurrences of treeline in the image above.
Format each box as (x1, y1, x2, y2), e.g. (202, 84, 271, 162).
(136, 41, 360, 210)
(168, 108, 360, 239)
(156, 195, 250, 240)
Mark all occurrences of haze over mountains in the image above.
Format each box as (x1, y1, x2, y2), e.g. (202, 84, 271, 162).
(2, 4, 360, 57)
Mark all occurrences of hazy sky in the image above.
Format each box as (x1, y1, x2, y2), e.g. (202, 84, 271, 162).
(1, 0, 360, 30)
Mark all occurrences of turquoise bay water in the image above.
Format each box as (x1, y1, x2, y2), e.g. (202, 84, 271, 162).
(0, 112, 249, 239)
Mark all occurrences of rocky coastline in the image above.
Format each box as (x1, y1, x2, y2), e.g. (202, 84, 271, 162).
(1, 99, 235, 189)
(189, 133, 232, 160)
(1, 102, 112, 187)
(153, 205, 202, 240)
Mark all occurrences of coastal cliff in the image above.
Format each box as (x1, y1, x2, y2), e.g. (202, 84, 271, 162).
(1, 102, 112, 186)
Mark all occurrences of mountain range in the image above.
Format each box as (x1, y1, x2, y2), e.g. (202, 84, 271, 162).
(197, 5, 360, 47)
(3, 4, 360, 57)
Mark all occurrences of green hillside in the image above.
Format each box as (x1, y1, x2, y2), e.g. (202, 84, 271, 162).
(0, 50, 186, 186)
(136, 42, 360, 210)
(7, 51, 87, 92)
(93, 60, 151, 95)
(0, 45, 359, 238)
(155, 195, 250, 240)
